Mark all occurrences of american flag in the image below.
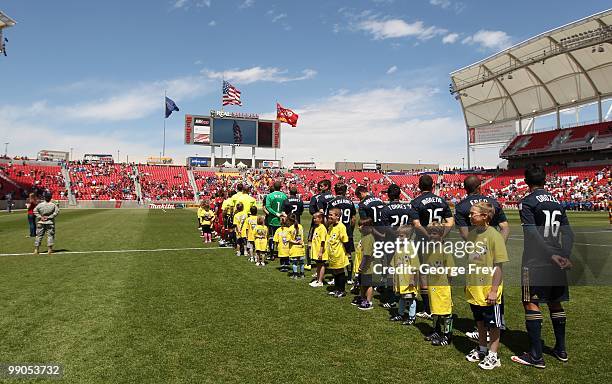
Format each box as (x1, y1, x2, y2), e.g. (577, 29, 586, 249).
(222, 80, 242, 106)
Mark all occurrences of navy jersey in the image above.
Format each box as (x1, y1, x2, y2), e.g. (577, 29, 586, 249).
(519, 189, 574, 268)
(358, 194, 386, 226)
(381, 201, 418, 227)
(308, 193, 320, 215)
(316, 192, 336, 215)
(411, 191, 453, 227)
(454, 194, 507, 228)
(328, 196, 357, 236)
(283, 196, 304, 223)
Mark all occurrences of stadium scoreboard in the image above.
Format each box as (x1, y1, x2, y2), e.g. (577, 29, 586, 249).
(185, 110, 281, 149)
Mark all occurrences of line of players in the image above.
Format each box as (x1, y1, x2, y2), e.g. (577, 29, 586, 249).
(199, 166, 573, 371)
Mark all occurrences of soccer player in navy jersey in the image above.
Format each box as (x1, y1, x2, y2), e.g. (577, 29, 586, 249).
(328, 183, 357, 281)
(511, 165, 574, 369)
(355, 185, 385, 229)
(410, 174, 454, 319)
(315, 179, 335, 217)
(283, 187, 304, 224)
(454, 175, 509, 241)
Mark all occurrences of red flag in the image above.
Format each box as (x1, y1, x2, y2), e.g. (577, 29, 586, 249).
(276, 103, 299, 127)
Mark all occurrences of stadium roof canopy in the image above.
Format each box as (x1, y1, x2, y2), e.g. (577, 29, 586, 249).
(0, 10, 16, 29)
(451, 9, 612, 131)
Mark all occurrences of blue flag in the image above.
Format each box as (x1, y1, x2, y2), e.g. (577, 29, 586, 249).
(165, 96, 179, 118)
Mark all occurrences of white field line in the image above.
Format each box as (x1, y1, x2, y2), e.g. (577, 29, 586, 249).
(0, 246, 226, 257)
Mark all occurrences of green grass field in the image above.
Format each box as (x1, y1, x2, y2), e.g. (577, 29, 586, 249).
(0, 209, 610, 383)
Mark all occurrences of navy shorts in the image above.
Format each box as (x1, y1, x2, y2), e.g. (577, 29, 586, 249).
(470, 304, 503, 328)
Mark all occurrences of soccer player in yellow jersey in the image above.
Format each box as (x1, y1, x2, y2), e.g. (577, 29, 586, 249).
(352, 217, 375, 310)
(232, 203, 247, 257)
(254, 216, 268, 267)
(326, 208, 349, 298)
(464, 201, 508, 370)
(423, 223, 455, 346)
(245, 206, 259, 262)
(308, 212, 328, 288)
(197, 200, 215, 243)
(287, 214, 306, 279)
(273, 218, 292, 272)
(389, 225, 420, 323)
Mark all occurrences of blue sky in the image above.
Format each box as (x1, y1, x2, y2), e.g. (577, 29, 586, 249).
(0, 0, 608, 167)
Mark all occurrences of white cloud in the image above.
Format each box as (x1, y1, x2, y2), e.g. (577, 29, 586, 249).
(202, 67, 316, 84)
(271, 13, 287, 23)
(430, 0, 451, 8)
(358, 18, 446, 40)
(0, 75, 214, 123)
(386, 65, 397, 74)
(208, 20, 216, 26)
(239, 0, 254, 9)
(442, 32, 459, 44)
(462, 30, 513, 51)
(429, 0, 466, 13)
(173, 0, 211, 9)
(267, 86, 477, 167)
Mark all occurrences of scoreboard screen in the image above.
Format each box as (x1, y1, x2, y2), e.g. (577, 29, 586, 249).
(211, 118, 257, 146)
(185, 114, 281, 148)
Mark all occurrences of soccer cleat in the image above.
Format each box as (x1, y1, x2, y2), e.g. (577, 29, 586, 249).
(479, 354, 501, 370)
(310, 281, 324, 288)
(416, 311, 432, 320)
(465, 330, 479, 341)
(328, 290, 338, 296)
(346, 279, 354, 285)
(358, 301, 373, 311)
(552, 349, 568, 362)
(351, 297, 364, 306)
(401, 317, 416, 326)
(389, 315, 404, 322)
(382, 302, 397, 309)
(424, 332, 440, 342)
(33, 248, 39, 255)
(511, 353, 546, 369)
(236, 251, 241, 256)
(334, 291, 347, 298)
(327, 279, 335, 286)
(431, 335, 451, 346)
(465, 348, 486, 363)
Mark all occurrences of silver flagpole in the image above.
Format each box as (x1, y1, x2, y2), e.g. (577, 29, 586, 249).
(163, 90, 166, 157)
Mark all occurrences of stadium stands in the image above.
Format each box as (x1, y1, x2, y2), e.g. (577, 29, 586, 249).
(501, 121, 612, 158)
(69, 163, 136, 200)
(0, 163, 67, 199)
(0, 160, 608, 210)
(138, 165, 194, 201)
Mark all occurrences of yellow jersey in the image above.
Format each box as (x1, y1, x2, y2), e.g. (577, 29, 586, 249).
(354, 233, 374, 274)
(425, 247, 454, 315)
(222, 198, 234, 215)
(197, 208, 214, 226)
(233, 211, 248, 239)
(326, 222, 349, 269)
(465, 226, 509, 306)
(245, 215, 258, 241)
(273, 226, 292, 258)
(392, 241, 419, 295)
(254, 225, 268, 252)
(310, 224, 328, 261)
(288, 224, 306, 257)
